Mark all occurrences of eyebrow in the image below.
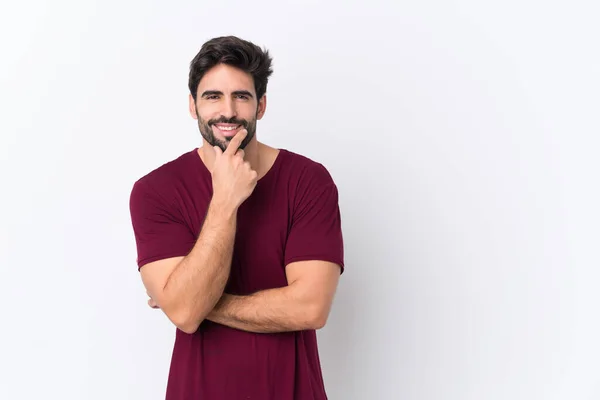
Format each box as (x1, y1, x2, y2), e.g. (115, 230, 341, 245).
(200, 90, 254, 98)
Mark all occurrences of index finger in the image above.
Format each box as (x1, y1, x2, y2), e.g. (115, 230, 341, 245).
(224, 128, 248, 155)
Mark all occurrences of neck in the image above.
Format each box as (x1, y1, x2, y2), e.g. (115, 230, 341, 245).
(199, 138, 263, 176)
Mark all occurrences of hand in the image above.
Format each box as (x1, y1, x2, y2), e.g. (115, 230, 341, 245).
(210, 129, 258, 211)
(147, 291, 159, 309)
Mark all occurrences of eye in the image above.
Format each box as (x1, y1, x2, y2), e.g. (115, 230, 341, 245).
(206, 95, 219, 100)
(235, 94, 250, 100)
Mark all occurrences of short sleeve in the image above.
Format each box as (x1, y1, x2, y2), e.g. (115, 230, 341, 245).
(284, 168, 345, 273)
(129, 179, 197, 270)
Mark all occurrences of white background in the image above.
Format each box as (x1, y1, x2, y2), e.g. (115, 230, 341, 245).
(1, 1, 599, 399)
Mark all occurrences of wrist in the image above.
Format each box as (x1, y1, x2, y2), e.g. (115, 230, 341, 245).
(208, 196, 238, 220)
(207, 295, 230, 322)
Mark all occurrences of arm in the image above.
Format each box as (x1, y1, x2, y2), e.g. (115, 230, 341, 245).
(205, 167, 344, 333)
(137, 129, 256, 334)
(141, 200, 237, 334)
(205, 260, 341, 333)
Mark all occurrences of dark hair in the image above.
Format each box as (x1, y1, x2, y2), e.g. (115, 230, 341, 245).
(188, 36, 273, 102)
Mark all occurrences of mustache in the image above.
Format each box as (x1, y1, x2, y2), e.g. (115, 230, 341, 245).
(208, 117, 248, 127)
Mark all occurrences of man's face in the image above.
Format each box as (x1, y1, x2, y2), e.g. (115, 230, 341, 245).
(189, 64, 266, 152)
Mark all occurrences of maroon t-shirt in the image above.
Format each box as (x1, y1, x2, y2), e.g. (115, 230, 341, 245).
(129, 147, 344, 400)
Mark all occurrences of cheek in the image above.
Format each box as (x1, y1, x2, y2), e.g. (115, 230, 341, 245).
(198, 110, 217, 123)
(197, 115, 210, 126)
(196, 103, 219, 119)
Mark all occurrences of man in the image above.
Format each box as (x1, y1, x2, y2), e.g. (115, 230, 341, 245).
(129, 35, 344, 399)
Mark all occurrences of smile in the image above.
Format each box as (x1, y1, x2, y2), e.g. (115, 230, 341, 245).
(213, 124, 242, 137)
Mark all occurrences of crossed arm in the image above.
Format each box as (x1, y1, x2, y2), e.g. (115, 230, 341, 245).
(205, 260, 341, 333)
(140, 196, 341, 334)
(145, 258, 340, 334)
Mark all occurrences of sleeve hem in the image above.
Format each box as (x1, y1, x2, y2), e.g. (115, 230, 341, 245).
(137, 250, 191, 271)
(284, 255, 345, 274)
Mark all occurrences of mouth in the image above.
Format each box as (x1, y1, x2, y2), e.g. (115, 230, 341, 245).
(212, 123, 243, 138)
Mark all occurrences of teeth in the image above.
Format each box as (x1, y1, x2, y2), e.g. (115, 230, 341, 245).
(217, 125, 238, 131)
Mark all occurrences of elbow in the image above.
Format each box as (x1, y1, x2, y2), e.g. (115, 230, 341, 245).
(178, 321, 202, 334)
(170, 308, 205, 334)
(310, 317, 327, 330)
(174, 315, 203, 334)
(307, 305, 329, 330)
(158, 294, 211, 334)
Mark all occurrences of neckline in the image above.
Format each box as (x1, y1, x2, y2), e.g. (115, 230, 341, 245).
(191, 147, 286, 186)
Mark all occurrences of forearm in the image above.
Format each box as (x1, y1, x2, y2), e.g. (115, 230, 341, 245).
(206, 285, 324, 333)
(162, 199, 236, 332)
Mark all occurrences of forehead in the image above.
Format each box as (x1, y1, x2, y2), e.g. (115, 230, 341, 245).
(197, 64, 255, 93)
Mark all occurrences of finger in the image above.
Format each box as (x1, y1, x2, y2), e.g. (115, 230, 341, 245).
(236, 149, 245, 160)
(213, 145, 223, 158)
(224, 129, 248, 155)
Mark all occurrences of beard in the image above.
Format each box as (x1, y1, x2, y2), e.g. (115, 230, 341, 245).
(197, 113, 257, 152)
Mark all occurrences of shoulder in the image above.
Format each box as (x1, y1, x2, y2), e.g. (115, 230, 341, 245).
(277, 150, 340, 211)
(134, 149, 197, 188)
(279, 149, 336, 188)
(130, 149, 198, 204)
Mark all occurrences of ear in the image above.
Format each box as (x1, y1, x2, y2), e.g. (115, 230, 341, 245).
(189, 94, 198, 120)
(256, 95, 267, 120)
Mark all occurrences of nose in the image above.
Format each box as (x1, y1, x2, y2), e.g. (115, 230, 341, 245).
(220, 97, 237, 119)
